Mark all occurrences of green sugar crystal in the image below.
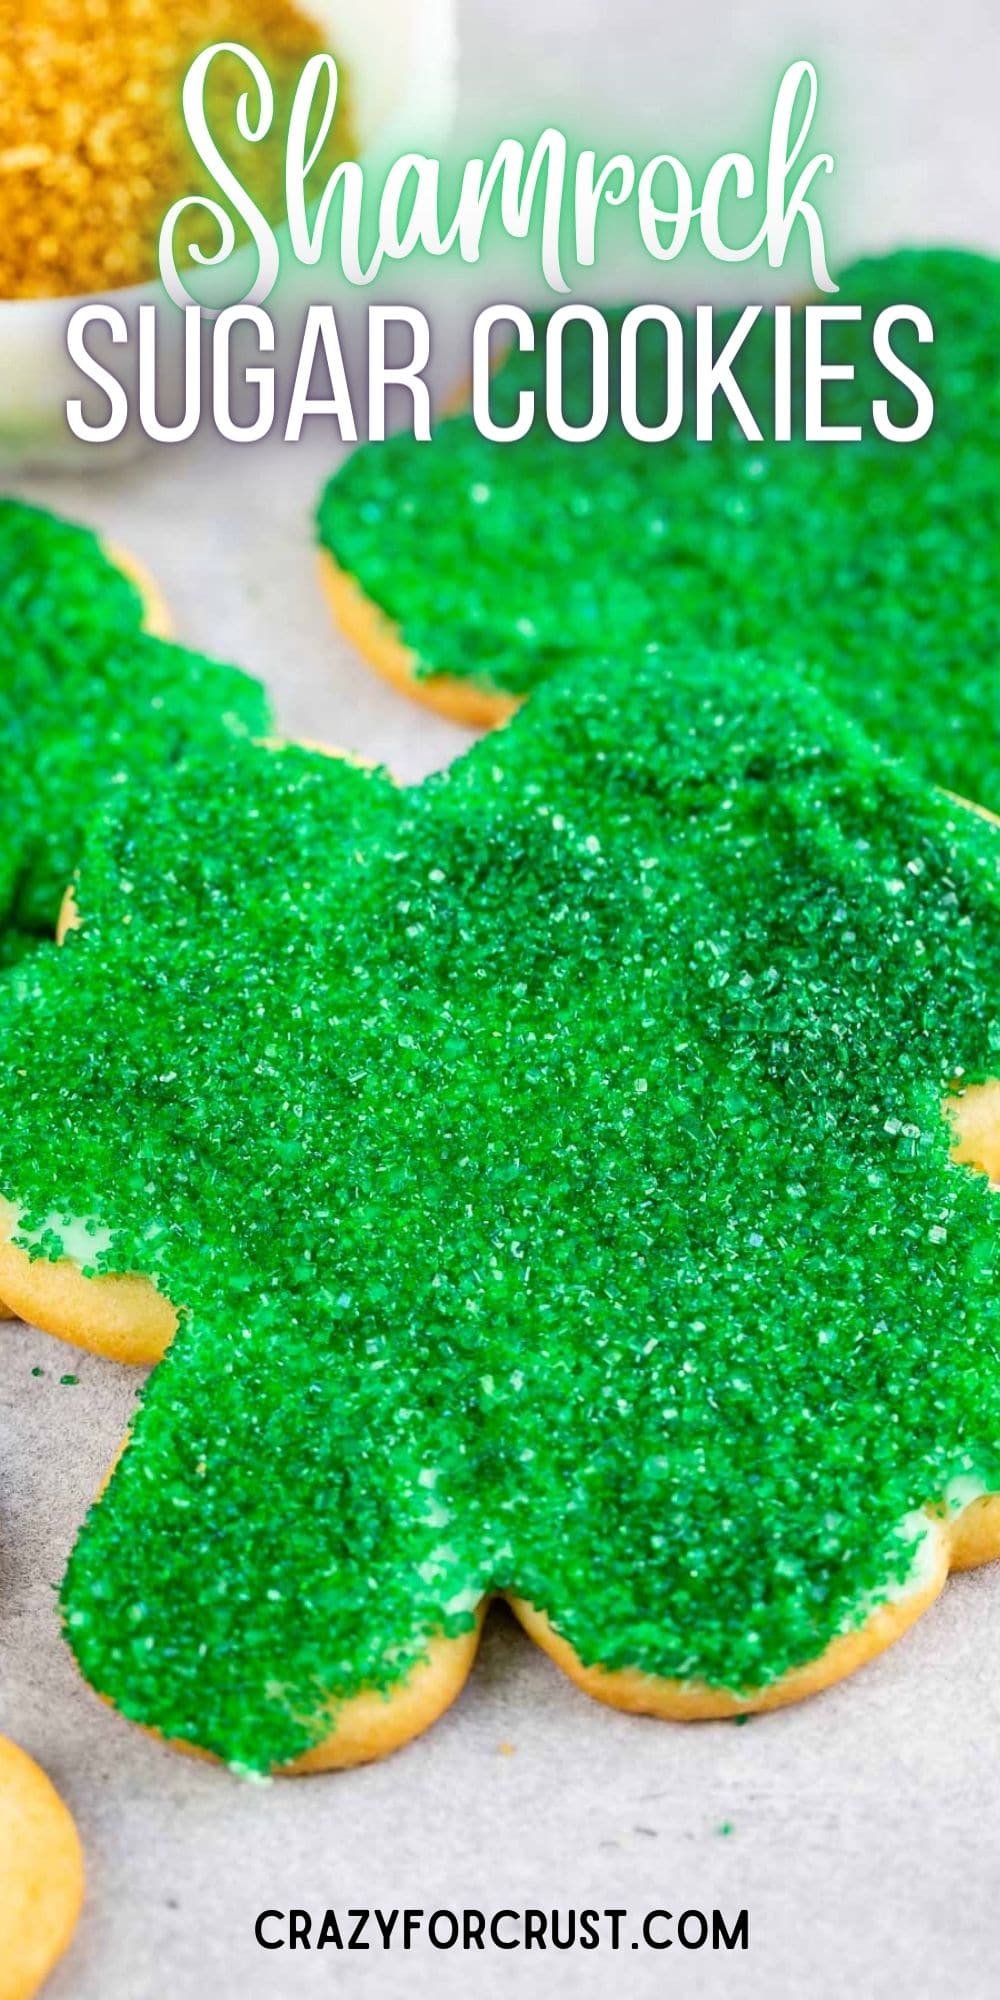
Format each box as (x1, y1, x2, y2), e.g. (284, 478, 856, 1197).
(0, 497, 272, 942)
(1, 649, 999, 1770)
(318, 248, 1000, 807)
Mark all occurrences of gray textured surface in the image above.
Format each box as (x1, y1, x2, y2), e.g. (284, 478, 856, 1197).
(3, 2, 1000, 1994)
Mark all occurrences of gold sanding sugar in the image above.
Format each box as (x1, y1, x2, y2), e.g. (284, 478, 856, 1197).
(0, 0, 353, 299)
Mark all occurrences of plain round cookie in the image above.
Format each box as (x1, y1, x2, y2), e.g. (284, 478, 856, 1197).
(0, 1737, 83, 2000)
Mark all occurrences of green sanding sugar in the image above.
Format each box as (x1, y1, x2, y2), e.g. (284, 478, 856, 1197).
(1, 649, 1000, 1770)
(318, 247, 1000, 807)
(0, 496, 272, 939)
(0, 927, 44, 972)
(0, 497, 144, 639)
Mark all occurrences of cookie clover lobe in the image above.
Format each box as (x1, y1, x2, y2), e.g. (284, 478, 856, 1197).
(318, 249, 1000, 809)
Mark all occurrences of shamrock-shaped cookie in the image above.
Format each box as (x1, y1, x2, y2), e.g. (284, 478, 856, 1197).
(0, 649, 999, 1773)
(318, 248, 1000, 802)
(0, 498, 271, 950)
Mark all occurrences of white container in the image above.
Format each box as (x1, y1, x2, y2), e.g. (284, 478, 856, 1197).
(0, 0, 457, 470)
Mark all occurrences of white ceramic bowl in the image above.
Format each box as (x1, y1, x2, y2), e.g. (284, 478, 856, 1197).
(0, 0, 457, 469)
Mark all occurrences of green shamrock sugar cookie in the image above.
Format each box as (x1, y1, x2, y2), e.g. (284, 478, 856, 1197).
(2, 649, 1000, 1772)
(0, 497, 272, 944)
(318, 248, 1000, 800)
(0, 495, 151, 642)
